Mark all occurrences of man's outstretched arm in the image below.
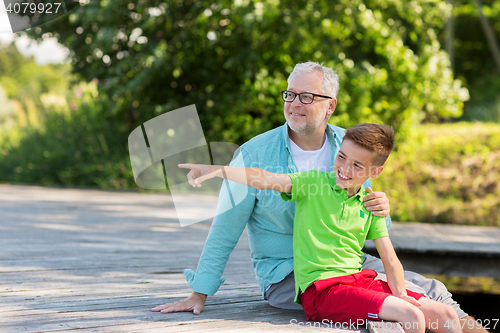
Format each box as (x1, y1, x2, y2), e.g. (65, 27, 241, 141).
(152, 154, 260, 314)
(151, 177, 255, 314)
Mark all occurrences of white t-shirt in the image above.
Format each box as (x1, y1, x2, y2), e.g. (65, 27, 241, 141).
(289, 135, 332, 173)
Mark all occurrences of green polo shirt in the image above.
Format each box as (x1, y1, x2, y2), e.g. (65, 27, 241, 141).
(280, 170, 389, 303)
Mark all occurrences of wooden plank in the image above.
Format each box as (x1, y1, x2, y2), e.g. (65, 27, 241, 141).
(1, 184, 323, 332)
(4, 183, 495, 332)
(1, 299, 306, 332)
(0, 295, 265, 319)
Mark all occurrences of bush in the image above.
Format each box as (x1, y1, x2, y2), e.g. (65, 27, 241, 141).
(457, 73, 500, 123)
(0, 83, 135, 189)
(372, 122, 500, 226)
(27, 0, 467, 146)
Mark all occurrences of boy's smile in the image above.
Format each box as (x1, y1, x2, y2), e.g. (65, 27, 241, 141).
(333, 139, 383, 197)
(336, 169, 351, 181)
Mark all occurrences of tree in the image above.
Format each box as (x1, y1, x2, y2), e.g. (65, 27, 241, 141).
(27, 0, 466, 145)
(445, 0, 500, 121)
(449, 0, 500, 80)
(0, 43, 71, 127)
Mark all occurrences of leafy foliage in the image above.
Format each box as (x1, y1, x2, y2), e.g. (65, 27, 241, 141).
(0, 43, 132, 188)
(27, 0, 466, 145)
(450, 0, 500, 82)
(8, 0, 496, 228)
(0, 44, 71, 129)
(0, 82, 134, 188)
(449, 0, 500, 122)
(372, 122, 500, 226)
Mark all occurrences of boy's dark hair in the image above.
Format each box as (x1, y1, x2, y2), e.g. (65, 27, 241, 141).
(343, 123, 395, 166)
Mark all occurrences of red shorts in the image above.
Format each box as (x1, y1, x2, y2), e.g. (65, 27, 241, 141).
(299, 269, 425, 323)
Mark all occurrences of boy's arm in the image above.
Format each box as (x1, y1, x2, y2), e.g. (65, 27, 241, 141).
(178, 164, 292, 193)
(373, 236, 421, 307)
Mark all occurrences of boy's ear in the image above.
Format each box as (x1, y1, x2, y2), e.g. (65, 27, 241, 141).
(370, 165, 384, 179)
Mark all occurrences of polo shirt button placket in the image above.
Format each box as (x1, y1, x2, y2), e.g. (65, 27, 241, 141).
(341, 202, 347, 227)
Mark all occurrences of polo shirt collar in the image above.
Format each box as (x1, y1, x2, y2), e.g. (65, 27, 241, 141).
(283, 123, 292, 152)
(324, 124, 339, 149)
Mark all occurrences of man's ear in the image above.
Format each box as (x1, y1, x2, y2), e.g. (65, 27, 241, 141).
(370, 165, 384, 179)
(327, 98, 337, 116)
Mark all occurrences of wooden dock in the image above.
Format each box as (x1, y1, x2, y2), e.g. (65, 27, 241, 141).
(1, 184, 499, 332)
(0, 184, 319, 332)
(363, 223, 500, 278)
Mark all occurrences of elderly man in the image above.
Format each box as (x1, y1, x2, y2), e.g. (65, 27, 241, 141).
(153, 61, 486, 333)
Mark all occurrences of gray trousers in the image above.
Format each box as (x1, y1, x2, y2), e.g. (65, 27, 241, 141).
(265, 253, 467, 318)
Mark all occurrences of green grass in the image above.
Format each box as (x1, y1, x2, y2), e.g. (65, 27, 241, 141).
(372, 122, 500, 226)
(424, 275, 500, 295)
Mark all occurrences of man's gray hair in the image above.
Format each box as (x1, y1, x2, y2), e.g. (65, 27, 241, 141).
(288, 62, 340, 99)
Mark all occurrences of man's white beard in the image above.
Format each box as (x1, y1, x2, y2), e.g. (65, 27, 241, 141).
(285, 111, 328, 136)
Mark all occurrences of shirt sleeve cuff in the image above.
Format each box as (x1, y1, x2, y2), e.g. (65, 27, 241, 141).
(184, 269, 226, 296)
(280, 192, 293, 202)
(385, 214, 392, 231)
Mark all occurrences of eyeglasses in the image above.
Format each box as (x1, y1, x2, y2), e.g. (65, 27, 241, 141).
(281, 90, 332, 104)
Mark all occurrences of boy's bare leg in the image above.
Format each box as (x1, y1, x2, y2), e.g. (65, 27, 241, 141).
(461, 317, 490, 333)
(417, 297, 462, 333)
(378, 296, 425, 333)
(363, 254, 489, 333)
(379, 296, 465, 333)
(399, 274, 489, 333)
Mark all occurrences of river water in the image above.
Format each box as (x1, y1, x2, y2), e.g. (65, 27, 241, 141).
(453, 292, 500, 333)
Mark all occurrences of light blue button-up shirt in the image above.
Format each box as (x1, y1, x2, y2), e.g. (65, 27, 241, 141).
(184, 123, 392, 297)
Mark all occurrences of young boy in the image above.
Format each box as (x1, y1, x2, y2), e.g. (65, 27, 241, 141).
(178, 123, 461, 333)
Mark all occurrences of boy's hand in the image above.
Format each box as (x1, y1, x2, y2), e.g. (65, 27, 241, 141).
(400, 294, 422, 307)
(363, 187, 390, 217)
(178, 163, 220, 187)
